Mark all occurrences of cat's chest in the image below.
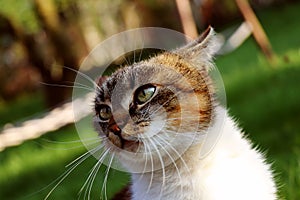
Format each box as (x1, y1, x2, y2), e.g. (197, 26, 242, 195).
(127, 114, 277, 200)
(130, 165, 204, 200)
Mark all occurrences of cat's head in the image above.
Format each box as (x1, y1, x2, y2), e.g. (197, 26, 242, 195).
(93, 27, 221, 171)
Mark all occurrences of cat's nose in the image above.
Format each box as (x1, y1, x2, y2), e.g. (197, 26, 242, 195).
(109, 123, 121, 136)
(111, 111, 129, 129)
(108, 117, 122, 136)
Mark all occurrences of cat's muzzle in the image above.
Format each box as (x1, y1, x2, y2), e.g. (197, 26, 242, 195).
(107, 117, 140, 152)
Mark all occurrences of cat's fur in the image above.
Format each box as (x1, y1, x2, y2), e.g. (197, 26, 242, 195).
(94, 27, 277, 200)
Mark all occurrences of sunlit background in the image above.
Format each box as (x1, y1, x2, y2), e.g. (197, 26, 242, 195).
(0, 0, 299, 199)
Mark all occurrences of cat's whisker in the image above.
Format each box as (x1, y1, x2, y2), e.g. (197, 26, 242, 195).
(133, 45, 136, 65)
(36, 137, 102, 151)
(40, 82, 95, 92)
(43, 145, 103, 200)
(152, 136, 184, 196)
(121, 54, 131, 66)
(60, 65, 101, 90)
(132, 33, 144, 64)
(35, 142, 96, 151)
(64, 80, 96, 92)
(142, 140, 154, 194)
(78, 148, 106, 194)
(133, 137, 143, 155)
(78, 147, 111, 200)
(73, 81, 96, 90)
(101, 152, 115, 200)
(155, 134, 190, 174)
(65, 143, 105, 168)
(40, 137, 101, 144)
(90, 148, 112, 197)
(135, 137, 148, 181)
(138, 33, 145, 62)
(138, 48, 144, 62)
(43, 164, 81, 200)
(146, 137, 166, 198)
(148, 91, 182, 118)
(32, 140, 79, 151)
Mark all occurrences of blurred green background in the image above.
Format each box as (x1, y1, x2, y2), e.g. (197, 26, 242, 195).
(0, 0, 300, 199)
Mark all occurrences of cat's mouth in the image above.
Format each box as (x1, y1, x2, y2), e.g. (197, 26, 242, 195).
(107, 131, 141, 152)
(104, 116, 141, 152)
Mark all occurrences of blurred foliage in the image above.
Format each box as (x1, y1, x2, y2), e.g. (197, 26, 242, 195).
(215, 3, 300, 198)
(1, 0, 296, 105)
(0, 0, 39, 33)
(0, 0, 182, 105)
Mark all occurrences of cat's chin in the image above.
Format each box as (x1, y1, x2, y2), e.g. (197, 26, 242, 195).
(123, 139, 141, 152)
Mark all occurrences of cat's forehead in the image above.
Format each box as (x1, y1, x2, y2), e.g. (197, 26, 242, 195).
(96, 64, 156, 104)
(96, 51, 210, 105)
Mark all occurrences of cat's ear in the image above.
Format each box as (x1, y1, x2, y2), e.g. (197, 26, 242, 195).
(175, 26, 222, 70)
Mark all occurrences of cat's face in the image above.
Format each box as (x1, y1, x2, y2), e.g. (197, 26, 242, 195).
(93, 27, 218, 171)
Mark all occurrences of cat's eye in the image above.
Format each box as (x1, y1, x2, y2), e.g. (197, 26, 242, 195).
(97, 105, 112, 121)
(135, 84, 156, 105)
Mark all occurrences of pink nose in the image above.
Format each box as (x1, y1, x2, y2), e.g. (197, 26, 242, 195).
(108, 117, 122, 136)
(109, 123, 121, 134)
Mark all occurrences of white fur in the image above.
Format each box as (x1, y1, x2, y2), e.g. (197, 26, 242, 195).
(129, 106, 277, 200)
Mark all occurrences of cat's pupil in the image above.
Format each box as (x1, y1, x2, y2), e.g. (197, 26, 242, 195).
(98, 105, 112, 121)
(135, 85, 156, 105)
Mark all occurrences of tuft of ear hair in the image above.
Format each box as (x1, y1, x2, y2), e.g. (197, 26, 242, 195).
(174, 26, 223, 70)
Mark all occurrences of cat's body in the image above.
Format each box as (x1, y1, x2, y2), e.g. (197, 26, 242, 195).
(94, 27, 277, 200)
(130, 108, 276, 200)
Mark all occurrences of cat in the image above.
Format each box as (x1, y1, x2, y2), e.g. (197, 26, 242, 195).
(93, 27, 277, 200)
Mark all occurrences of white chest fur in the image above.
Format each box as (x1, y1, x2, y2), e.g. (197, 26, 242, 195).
(130, 107, 277, 200)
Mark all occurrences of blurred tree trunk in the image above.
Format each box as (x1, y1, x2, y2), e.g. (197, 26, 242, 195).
(200, 0, 241, 28)
(235, 0, 275, 62)
(175, 0, 198, 39)
(32, 0, 88, 107)
(0, 0, 88, 107)
(0, 15, 40, 100)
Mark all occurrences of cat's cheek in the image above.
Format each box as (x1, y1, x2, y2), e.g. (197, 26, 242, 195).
(121, 123, 145, 140)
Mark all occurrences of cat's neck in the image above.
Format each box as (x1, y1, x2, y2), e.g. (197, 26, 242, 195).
(131, 143, 204, 200)
(129, 106, 276, 200)
(130, 106, 226, 200)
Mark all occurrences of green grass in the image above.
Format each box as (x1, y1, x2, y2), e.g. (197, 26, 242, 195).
(217, 44, 300, 199)
(215, 3, 300, 198)
(0, 124, 129, 199)
(1, 2, 300, 199)
(0, 93, 45, 127)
